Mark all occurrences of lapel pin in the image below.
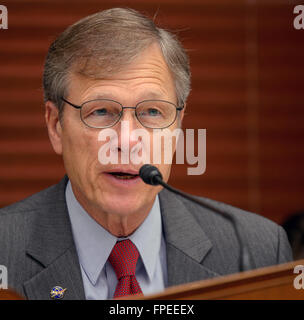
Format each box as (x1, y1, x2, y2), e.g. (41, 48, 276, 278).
(50, 286, 67, 300)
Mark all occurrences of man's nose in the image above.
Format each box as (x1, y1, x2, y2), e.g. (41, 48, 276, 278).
(120, 107, 138, 129)
(117, 108, 141, 153)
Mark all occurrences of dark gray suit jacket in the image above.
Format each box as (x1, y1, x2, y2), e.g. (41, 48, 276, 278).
(0, 176, 292, 299)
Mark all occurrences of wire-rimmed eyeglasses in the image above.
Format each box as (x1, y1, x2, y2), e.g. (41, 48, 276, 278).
(61, 97, 184, 129)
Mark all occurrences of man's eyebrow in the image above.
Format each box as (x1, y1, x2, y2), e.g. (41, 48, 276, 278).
(86, 93, 114, 100)
(139, 92, 164, 100)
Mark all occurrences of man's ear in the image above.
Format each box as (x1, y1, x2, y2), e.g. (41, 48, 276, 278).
(180, 104, 185, 121)
(45, 101, 63, 155)
(178, 103, 186, 127)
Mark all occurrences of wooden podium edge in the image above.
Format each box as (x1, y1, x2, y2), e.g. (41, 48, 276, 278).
(123, 259, 304, 300)
(0, 288, 24, 300)
(1, 260, 303, 300)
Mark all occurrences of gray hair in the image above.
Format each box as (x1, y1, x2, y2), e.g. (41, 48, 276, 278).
(43, 8, 191, 116)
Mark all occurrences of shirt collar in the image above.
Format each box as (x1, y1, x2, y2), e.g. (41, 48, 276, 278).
(65, 180, 162, 285)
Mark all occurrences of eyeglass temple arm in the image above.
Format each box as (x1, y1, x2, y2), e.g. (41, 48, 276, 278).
(61, 97, 81, 109)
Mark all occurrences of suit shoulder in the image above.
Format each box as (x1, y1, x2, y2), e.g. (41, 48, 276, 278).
(182, 193, 279, 232)
(174, 192, 292, 266)
(0, 178, 66, 218)
(175, 192, 286, 252)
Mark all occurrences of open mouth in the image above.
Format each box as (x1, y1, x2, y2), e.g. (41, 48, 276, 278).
(107, 172, 139, 180)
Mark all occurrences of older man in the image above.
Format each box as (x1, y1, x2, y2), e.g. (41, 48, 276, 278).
(0, 8, 292, 300)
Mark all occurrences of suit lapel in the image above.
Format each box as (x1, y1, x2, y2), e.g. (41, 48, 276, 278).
(159, 189, 220, 287)
(23, 177, 85, 300)
(23, 247, 85, 300)
(22, 177, 218, 298)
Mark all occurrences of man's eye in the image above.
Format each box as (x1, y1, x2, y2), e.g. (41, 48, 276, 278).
(92, 108, 108, 116)
(147, 108, 162, 116)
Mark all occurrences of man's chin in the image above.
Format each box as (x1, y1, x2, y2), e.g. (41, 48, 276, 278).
(96, 192, 154, 218)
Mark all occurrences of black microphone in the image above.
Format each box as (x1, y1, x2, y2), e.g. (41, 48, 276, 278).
(139, 164, 253, 272)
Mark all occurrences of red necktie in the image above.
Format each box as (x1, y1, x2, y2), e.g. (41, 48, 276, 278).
(108, 239, 143, 298)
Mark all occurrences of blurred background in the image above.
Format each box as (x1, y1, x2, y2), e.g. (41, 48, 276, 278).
(0, 0, 303, 225)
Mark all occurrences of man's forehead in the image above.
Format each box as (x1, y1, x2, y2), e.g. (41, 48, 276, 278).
(67, 44, 175, 101)
(71, 43, 172, 83)
(66, 75, 175, 103)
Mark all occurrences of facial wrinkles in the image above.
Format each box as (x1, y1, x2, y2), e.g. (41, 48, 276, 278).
(106, 60, 175, 99)
(77, 70, 173, 104)
(109, 60, 171, 81)
(70, 46, 175, 104)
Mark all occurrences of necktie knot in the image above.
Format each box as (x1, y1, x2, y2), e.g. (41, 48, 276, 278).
(108, 239, 140, 279)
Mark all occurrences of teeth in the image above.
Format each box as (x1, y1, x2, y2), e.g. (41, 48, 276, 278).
(109, 172, 138, 180)
(115, 175, 136, 180)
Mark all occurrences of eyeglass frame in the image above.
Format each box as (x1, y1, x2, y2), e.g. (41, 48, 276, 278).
(60, 97, 184, 129)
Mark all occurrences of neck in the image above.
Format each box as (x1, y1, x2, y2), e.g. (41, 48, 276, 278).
(71, 184, 155, 237)
(91, 208, 152, 237)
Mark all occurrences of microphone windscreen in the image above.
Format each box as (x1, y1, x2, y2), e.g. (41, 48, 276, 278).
(139, 164, 162, 186)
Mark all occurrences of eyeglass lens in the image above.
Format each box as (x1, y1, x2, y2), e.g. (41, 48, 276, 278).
(80, 99, 177, 128)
